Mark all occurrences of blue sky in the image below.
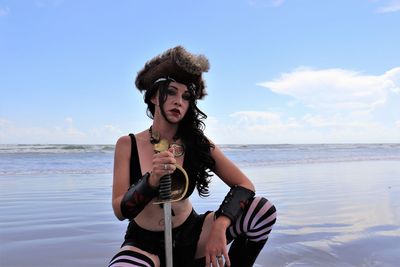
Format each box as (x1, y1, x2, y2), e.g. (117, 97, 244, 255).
(1, 0, 399, 144)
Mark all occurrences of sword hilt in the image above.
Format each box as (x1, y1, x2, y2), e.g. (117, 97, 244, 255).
(152, 138, 188, 205)
(159, 174, 172, 201)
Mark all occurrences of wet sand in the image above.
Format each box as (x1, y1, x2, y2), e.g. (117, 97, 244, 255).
(1, 160, 399, 266)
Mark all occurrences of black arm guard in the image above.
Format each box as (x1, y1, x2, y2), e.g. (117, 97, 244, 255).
(120, 172, 159, 220)
(215, 185, 255, 223)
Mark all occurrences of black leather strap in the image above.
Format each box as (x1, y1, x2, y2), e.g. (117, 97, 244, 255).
(120, 172, 159, 220)
(215, 185, 255, 224)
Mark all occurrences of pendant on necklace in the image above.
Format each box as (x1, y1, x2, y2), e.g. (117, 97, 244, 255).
(150, 127, 185, 157)
(170, 143, 185, 157)
(154, 139, 169, 153)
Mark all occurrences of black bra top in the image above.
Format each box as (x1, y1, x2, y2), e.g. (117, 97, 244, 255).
(128, 134, 196, 199)
(129, 134, 142, 183)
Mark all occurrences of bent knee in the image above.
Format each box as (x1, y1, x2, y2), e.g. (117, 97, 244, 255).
(247, 196, 277, 229)
(256, 196, 277, 225)
(243, 197, 277, 242)
(108, 246, 160, 267)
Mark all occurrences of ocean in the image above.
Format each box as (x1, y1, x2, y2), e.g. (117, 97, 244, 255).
(1, 143, 400, 267)
(1, 143, 399, 175)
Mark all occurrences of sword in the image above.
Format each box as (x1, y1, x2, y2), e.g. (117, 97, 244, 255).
(159, 175, 173, 267)
(154, 139, 174, 267)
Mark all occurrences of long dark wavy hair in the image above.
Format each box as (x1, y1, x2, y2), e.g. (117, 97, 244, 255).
(143, 79, 215, 197)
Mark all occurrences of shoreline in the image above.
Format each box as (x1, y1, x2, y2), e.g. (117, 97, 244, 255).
(1, 160, 399, 266)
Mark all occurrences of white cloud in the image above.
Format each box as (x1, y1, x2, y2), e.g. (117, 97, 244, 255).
(0, 117, 11, 125)
(205, 112, 400, 144)
(89, 124, 124, 143)
(103, 124, 123, 134)
(0, 7, 10, 17)
(2, 66, 398, 144)
(0, 117, 123, 144)
(231, 111, 282, 124)
(258, 67, 400, 113)
(205, 67, 400, 144)
(376, 0, 400, 13)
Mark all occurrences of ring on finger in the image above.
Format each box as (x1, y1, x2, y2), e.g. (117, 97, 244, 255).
(216, 255, 223, 260)
(164, 164, 168, 170)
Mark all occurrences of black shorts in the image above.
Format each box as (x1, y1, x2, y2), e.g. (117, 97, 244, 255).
(122, 209, 211, 267)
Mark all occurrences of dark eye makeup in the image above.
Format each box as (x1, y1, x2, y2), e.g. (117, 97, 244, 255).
(167, 87, 192, 101)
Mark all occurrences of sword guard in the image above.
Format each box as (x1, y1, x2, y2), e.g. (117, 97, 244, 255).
(153, 139, 189, 205)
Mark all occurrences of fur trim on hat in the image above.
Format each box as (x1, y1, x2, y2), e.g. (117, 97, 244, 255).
(135, 46, 209, 99)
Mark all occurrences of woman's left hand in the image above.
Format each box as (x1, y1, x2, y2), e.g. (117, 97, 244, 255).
(204, 216, 231, 267)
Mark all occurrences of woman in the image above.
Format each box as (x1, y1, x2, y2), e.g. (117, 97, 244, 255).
(109, 46, 277, 267)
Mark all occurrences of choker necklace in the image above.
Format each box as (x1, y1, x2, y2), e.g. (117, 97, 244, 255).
(149, 126, 161, 144)
(149, 126, 185, 157)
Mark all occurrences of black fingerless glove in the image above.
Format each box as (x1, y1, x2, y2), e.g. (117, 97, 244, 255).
(215, 185, 255, 224)
(120, 172, 159, 220)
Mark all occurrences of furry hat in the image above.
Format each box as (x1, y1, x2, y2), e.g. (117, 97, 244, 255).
(135, 46, 210, 99)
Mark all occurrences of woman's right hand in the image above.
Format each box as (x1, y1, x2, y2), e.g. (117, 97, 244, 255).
(149, 149, 177, 188)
